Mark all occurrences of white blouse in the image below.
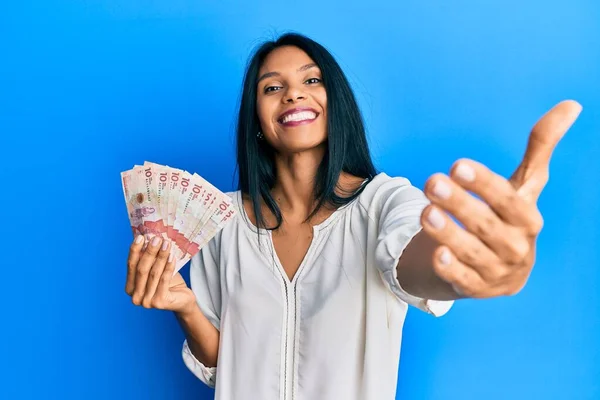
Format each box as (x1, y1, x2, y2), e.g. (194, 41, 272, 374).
(181, 172, 454, 400)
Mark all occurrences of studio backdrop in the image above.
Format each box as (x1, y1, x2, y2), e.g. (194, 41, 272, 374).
(1, 1, 598, 399)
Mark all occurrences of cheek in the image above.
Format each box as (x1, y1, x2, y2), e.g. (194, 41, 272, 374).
(256, 98, 266, 120)
(256, 98, 276, 127)
(317, 91, 327, 117)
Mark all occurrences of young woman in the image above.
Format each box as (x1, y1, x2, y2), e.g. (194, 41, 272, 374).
(124, 33, 581, 399)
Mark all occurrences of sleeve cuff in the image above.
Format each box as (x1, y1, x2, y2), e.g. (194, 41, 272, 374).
(182, 339, 217, 388)
(381, 268, 454, 317)
(377, 226, 454, 317)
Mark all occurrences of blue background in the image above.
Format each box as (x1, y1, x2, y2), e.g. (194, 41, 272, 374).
(1, 1, 599, 399)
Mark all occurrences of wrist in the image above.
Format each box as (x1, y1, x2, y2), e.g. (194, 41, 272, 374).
(176, 299, 200, 319)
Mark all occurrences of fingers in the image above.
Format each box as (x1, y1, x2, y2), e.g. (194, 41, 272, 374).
(424, 172, 530, 263)
(431, 246, 506, 298)
(449, 159, 544, 236)
(142, 240, 173, 308)
(131, 235, 170, 306)
(125, 235, 145, 295)
(154, 252, 177, 308)
(421, 205, 506, 282)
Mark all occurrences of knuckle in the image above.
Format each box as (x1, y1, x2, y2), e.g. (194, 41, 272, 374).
(135, 270, 147, 281)
(148, 269, 159, 281)
(473, 214, 496, 237)
(458, 244, 481, 267)
(129, 242, 140, 253)
(151, 298, 164, 309)
(137, 262, 151, 275)
(458, 269, 472, 287)
(456, 270, 486, 297)
(145, 247, 158, 256)
(160, 273, 171, 284)
(530, 211, 544, 234)
(498, 191, 518, 214)
(490, 265, 511, 282)
(506, 240, 530, 264)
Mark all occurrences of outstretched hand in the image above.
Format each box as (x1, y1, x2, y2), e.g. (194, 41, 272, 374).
(420, 100, 582, 298)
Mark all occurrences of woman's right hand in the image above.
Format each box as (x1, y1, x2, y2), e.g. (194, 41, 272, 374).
(125, 234, 197, 314)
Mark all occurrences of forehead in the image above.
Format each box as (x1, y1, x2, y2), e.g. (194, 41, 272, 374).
(259, 46, 318, 74)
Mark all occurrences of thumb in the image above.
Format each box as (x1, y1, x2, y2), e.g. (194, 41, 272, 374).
(509, 100, 582, 202)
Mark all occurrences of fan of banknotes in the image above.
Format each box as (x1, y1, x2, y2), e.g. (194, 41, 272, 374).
(120, 161, 237, 272)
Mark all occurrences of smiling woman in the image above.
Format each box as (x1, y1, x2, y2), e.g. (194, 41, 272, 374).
(123, 32, 582, 400)
(237, 35, 379, 237)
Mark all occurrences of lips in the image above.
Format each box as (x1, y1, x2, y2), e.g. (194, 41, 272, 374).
(277, 107, 319, 126)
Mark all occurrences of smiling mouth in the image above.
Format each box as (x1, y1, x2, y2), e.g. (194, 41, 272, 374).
(277, 108, 319, 126)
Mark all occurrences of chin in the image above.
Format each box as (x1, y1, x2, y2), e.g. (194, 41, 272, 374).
(275, 137, 327, 154)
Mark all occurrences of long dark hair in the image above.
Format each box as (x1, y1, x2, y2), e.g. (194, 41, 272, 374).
(236, 32, 377, 231)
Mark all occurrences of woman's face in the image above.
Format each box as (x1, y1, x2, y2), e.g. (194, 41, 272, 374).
(256, 45, 327, 154)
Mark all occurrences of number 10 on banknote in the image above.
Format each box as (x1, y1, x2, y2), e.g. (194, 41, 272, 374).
(120, 161, 237, 272)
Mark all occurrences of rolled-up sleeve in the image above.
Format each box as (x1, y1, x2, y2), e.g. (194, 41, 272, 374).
(373, 176, 453, 317)
(181, 237, 222, 387)
(182, 339, 217, 388)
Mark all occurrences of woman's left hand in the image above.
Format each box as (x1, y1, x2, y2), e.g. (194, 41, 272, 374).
(420, 100, 582, 298)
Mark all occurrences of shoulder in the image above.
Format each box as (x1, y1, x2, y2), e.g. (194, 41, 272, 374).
(358, 172, 429, 219)
(359, 172, 426, 202)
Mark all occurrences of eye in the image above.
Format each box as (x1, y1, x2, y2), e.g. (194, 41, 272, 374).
(264, 85, 281, 93)
(305, 77, 321, 85)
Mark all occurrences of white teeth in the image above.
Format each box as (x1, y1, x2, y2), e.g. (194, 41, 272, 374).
(281, 111, 317, 123)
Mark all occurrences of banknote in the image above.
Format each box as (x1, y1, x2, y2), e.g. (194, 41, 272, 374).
(120, 162, 237, 272)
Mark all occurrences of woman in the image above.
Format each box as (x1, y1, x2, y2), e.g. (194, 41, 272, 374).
(124, 33, 581, 399)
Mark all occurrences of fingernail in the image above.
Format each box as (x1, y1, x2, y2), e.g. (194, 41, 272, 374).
(439, 248, 451, 265)
(135, 235, 144, 244)
(427, 208, 446, 230)
(162, 239, 169, 251)
(432, 180, 452, 199)
(168, 253, 174, 263)
(152, 236, 161, 247)
(455, 163, 475, 182)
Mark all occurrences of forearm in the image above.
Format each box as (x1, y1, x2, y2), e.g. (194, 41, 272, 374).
(396, 230, 463, 301)
(175, 304, 220, 367)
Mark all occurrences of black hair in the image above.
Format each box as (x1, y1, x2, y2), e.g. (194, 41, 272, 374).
(235, 32, 377, 231)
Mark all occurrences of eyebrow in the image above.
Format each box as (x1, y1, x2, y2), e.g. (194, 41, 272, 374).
(257, 63, 319, 84)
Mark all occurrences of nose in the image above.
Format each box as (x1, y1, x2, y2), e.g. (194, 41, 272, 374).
(283, 85, 306, 103)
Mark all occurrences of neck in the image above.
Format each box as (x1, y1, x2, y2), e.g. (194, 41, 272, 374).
(271, 145, 326, 222)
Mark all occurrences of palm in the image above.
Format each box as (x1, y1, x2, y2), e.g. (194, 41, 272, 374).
(167, 273, 196, 310)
